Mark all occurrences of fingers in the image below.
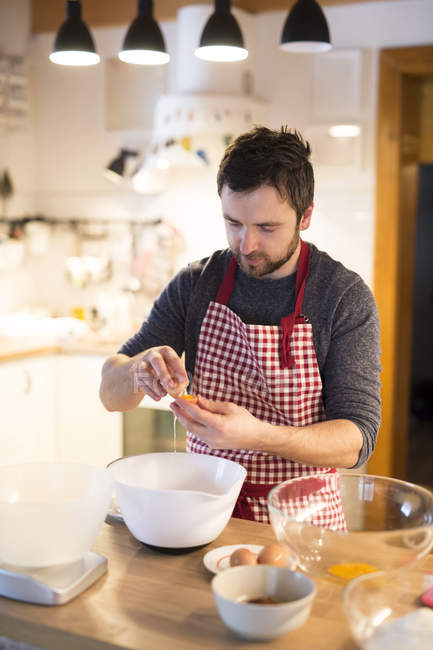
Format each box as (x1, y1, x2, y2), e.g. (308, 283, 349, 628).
(196, 395, 230, 414)
(172, 395, 229, 429)
(170, 397, 214, 429)
(170, 402, 198, 429)
(133, 361, 166, 400)
(170, 401, 224, 450)
(165, 353, 189, 386)
(141, 346, 188, 397)
(170, 402, 217, 447)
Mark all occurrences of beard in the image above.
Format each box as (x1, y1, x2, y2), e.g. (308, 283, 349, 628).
(232, 224, 301, 278)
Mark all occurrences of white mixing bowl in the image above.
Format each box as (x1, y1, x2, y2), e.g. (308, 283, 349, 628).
(108, 452, 247, 549)
(0, 462, 113, 568)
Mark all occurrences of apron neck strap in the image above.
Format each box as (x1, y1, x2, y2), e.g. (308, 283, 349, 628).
(215, 255, 237, 305)
(280, 240, 310, 369)
(294, 239, 310, 314)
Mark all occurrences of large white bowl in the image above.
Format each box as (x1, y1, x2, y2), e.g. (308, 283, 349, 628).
(108, 452, 246, 549)
(212, 565, 316, 640)
(0, 462, 113, 568)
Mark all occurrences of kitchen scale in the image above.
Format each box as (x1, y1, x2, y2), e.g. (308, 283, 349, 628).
(0, 552, 107, 605)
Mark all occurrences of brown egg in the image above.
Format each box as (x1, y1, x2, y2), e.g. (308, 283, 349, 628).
(257, 543, 287, 567)
(230, 548, 257, 567)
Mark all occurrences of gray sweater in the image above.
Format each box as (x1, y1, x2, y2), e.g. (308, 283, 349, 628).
(119, 243, 381, 468)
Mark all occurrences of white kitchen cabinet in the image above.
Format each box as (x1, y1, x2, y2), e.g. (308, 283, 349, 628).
(55, 354, 122, 467)
(0, 355, 56, 465)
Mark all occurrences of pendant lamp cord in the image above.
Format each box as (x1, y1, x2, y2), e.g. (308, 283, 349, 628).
(138, 0, 153, 17)
(215, 0, 231, 12)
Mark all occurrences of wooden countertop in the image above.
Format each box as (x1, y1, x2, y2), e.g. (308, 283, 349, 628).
(1, 517, 432, 650)
(0, 337, 122, 362)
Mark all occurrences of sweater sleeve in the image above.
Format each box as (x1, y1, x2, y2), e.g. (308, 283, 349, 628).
(321, 278, 382, 468)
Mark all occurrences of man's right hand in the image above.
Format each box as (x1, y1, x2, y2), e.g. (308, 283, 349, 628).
(134, 346, 189, 400)
(99, 347, 188, 412)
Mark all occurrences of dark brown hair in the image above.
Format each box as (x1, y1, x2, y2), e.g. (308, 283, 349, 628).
(217, 126, 314, 222)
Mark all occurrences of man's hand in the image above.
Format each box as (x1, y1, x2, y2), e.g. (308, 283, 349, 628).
(170, 395, 268, 450)
(99, 346, 188, 412)
(170, 394, 363, 468)
(135, 346, 188, 400)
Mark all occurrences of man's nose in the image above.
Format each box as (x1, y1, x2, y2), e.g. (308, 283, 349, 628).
(239, 229, 257, 255)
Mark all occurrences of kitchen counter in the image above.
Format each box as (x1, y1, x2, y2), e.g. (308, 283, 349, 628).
(0, 336, 122, 362)
(1, 517, 432, 650)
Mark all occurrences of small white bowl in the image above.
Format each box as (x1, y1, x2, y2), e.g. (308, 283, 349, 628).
(108, 452, 246, 549)
(212, 565, 316, 640)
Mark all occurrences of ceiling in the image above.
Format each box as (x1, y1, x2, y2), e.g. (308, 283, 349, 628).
(31, 0, 398, 35)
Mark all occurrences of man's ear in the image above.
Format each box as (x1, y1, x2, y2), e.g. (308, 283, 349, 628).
(300, 202, 313, 231)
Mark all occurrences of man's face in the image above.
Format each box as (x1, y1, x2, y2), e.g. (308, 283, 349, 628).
(221, 184, 312, 279)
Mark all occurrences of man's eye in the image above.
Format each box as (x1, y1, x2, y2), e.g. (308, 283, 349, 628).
(260, 226, 276, 233)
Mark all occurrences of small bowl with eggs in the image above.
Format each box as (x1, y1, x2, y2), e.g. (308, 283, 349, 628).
(212, 564, 316, 640)
(108, 452, 246, 550)
(204, 542, 297, 573)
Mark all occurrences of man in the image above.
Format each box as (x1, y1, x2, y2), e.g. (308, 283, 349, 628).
(100, 126, 381, 524)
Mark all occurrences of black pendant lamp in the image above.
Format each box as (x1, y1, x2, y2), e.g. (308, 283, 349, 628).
(119, 0, 169, 65)
(49, 0, 100, 66)
(280, 0, 331, 53)
(195, 0, 248, 62)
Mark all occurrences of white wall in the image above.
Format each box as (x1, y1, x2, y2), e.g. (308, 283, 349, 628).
(28, 23, 175, 221)
(1, 0, 433, 315)
(255, 0, 433, 285)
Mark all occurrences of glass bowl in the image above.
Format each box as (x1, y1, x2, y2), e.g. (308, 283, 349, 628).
(343, 569, 433, 649)
(268, 473, 433, 577)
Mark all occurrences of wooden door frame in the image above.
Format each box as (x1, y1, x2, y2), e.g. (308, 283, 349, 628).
(368, 45, 433, 478)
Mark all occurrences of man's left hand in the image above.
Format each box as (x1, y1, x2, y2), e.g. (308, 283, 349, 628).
(170, 395, 269, 450)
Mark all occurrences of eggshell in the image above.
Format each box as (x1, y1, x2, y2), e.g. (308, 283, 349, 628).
(167, 382, 188, 398)
(229, 548, 258, 567)
(257, 543, 287, 567)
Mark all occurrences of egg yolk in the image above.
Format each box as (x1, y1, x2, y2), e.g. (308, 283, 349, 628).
(328, 562, 378, 580)
(180, 394, 198, 403)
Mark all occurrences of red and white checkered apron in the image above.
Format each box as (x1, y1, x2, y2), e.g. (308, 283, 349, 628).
(187, 241, 346, 528)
